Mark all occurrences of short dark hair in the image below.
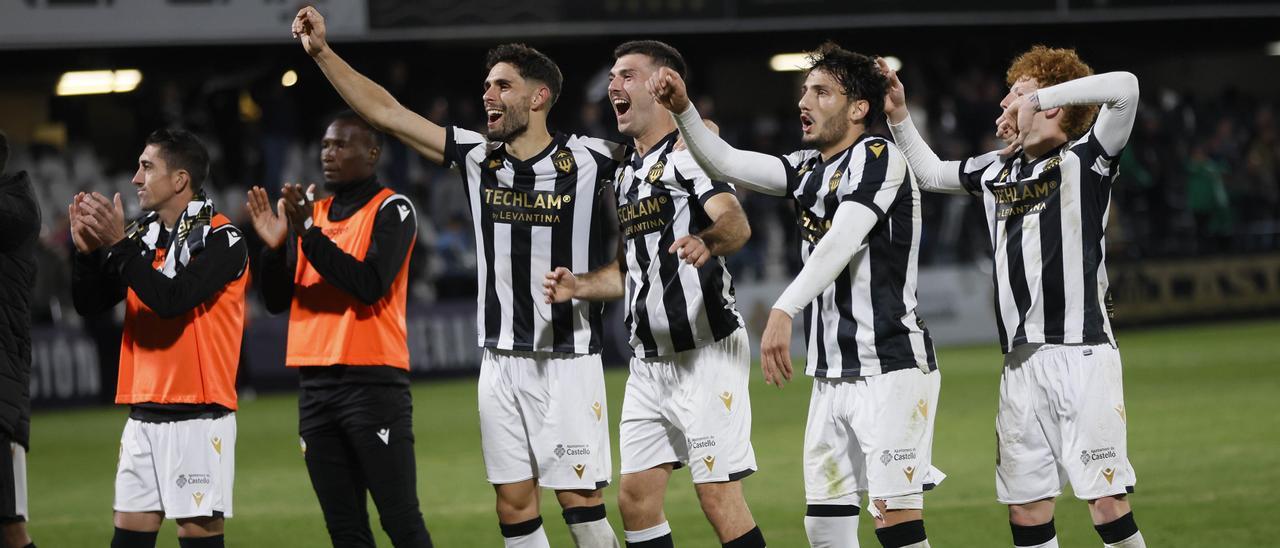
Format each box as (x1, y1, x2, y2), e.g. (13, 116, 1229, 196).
(0, 130, 8, 175)
(613, 40, 688, 80)
(145, 128, 210, 192)
(330, 110, 383, 149)
(486, 43, 563, 107)
(807, 42, 888, 127)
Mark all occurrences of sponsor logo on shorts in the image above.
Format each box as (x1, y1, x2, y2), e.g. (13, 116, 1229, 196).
(702, 455, 716, 472)
(689, 436, 717, 450)
(882, 448, 916, 465)
(299, 437, 307, 454)
(211, 437, 222, 455)
(1102, 467, 1116, 484)
(592, 401, 602, 421)
(1082, 446, 1117, 466)
(376, 428, 390, 445)
(175, 473, 211, 489)
(573, 464, 586, 478)
(903, 466, 916, 482)
(192, 492, 204, 507)
(1114, 404, 1127, 423)
(554, 443, 592, 459)
(720, 391, 733, 411)
(916, 399, 929, 419)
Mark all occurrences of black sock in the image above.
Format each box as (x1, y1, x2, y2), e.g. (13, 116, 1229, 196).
(875, 520, 927, 548)
(1095, 512, 1139, 545)
(111, 528, 158, 548)
(499, 516, 543, 538)
(178, 535, 224, 548)
(627, 535, 674, 548)
(723, 526, 765, 547)
(1011, 519, 1056, 547)
(563, 504, 608, 524)
(23, 543, 35, 548)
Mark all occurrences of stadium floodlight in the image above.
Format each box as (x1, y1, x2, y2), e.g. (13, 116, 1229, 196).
(56, 69, 143, 96)
(769, 53, 810, 72)
(1268, 41, 1280, 56)
(281, 69, 299, 87)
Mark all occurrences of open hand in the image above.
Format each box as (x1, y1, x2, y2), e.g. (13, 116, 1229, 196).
(877, 57, 909, 124)
(77, 192, 126, 247)
(280, 183, 315, 235)
(246, 186, 289, 250)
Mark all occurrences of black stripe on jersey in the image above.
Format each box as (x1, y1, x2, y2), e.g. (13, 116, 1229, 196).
(812, 297, 829, 377)
(833, 264, 860, 371)
(651, 151, 696, 353)
(1038, 163, 1066, 339)
(870, 177, 916, 370)
(550, 143, 578, 353)
(586, 149, 619, 353)
(1004, 202, 1033, 346)
(674, 166, 740, 344)
(1073, 138, 1110, 342)
(479, 153, 503, 348)
(509, 161, 537, 347)
(624, 169, 661, 355)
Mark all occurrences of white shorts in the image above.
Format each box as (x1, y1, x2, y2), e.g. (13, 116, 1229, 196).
(114, 414, 236, 519)
(803, 368, 944, 505)
(620, 328, 756, 484)
(997, 343, 1136, 504)
(2, 442, 28, 522)
(478, 349, 612, 490)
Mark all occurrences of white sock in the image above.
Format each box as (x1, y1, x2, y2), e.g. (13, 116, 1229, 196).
(624, 521, 672, 544)
(1106, 531, 1145, 548)
(504, 524, 550, 548)
(804, 514, 859, 548)
(1019, 539, 1058, 548)
(568, 518, 620, 548)
(900, 541, 931, 548)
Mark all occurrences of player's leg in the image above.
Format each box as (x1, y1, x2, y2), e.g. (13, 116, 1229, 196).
(1055, 345, 1143, 548)
(618, 466, 673, 547)
(542, 353, 618, 548)
(860, 369, 943, 548)
(112, 418, 163, 548)
(155, 415, 236, 548)
(174, 516, 224, 547)
(682, 329, 763, 547)
(299, 388, 376, 547)
(999, 346, 1066, 548)
(338, 384, 433, 547)
(803, 379, 861, 548)
(0, 435, 33, 548)
(618, 358, 679, 547)
(480, 350, 549, 548)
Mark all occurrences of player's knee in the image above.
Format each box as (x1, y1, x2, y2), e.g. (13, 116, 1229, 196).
(2, 521, 30, 547)
(175, 516, 224, 537)
(1087, 494, 1130, 523)
(872, 495, 923, 526)
(1008, 499, 1055, 527)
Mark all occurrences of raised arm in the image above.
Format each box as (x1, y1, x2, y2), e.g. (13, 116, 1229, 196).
(648, 68, 790, 196)
(1034, 71, 1140, 157)
(293, 6, 449, 165)
(878, 58, 969, 196)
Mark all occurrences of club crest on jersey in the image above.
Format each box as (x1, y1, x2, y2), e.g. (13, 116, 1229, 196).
(869, 142, 886, 159)
(487, 156, 503, 170)
(554, 149, 575, 174)
(828, 169, 843, 193)
(1043, 155, 1063, 172)
(646, 160, 666, 184)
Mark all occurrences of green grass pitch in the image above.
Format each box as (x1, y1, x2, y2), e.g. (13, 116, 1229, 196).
(26, 319, 1279, 546)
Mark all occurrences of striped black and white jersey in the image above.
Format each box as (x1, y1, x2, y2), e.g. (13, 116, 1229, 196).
(616, 131, 743, 358)
(444, 127, 627, 354)
(958, 127, 1121, 353)
(780, 135, 938, 378)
